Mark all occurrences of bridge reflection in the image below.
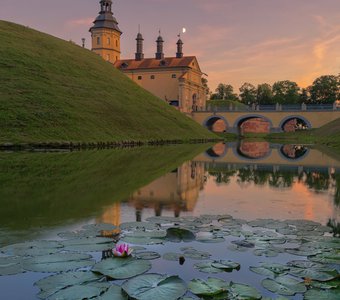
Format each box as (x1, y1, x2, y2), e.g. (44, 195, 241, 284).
(98, 142, 340, 226)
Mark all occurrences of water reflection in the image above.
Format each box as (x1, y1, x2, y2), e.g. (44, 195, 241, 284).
(0, 142, 339, 246)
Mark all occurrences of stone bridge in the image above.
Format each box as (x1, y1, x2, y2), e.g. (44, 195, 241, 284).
(191, 104, 340, 133)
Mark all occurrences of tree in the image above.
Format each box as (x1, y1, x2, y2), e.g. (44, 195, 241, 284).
(256, 83, 273, 104)
(215, 83, 238, 100)
(239, 83, 256, 104)
(201, 77, 210, 96)
(299, 88, 310, 104)
(309, 75, 340, 104)
(272, 80, 300, 104)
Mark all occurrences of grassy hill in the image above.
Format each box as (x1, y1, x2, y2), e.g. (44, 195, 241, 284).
(0, 21, 215, 144)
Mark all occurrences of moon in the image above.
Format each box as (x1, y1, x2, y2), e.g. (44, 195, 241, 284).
(182, 27, 186, 33)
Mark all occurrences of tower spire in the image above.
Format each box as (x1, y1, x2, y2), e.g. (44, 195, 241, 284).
(155, 30, 164, 60)
(176, 34, 184, 58)
(135, 26, 144, 61)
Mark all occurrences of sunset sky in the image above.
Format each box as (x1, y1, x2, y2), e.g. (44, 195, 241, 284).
(1, 0, 339, 91)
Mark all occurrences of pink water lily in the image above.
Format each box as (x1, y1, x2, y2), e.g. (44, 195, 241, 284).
(113, 243, 133, 258)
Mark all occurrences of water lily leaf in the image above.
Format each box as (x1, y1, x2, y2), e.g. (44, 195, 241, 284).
(188, 277, 228, 296)
(48, 284, 104, 300)
(182, 249, 211, 260)
(92, 256, 151, 279)
(98, 284, 128, 300)
(285, 247, 321, 256)
(61, 237, 115, 252)
(82, 223, 117, 231)
(262, 276, 306, 296)
(125, 230, 167, 238)
(249, 262, 289, 278)
(228, 282, 262, 300)
(0, 240, 62, 256)
(0, 256, 25, 276)
(253, 248, 280, 257)
(289, 266, 338, 281)
(23, 253, 94, 273)
(166, 228, 195, 242)
(120, 222, 159, 231)
(35, 271, 101, 299)
(120, 236, 164, 245)
(194, 260, 240, 273)
(134, 251, 160, 260)
(304, 288, 340, 300)
(228, 244, 250, 252)
(231, 240, 255, 248)
(122, 274, 187, 300)
(163, 253, 182, 261)
(308, 251, 340, 265)
(309, 279, 340, 289)
(195, 231, 225, 243)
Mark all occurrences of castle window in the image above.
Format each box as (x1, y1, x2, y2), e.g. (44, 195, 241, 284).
(151, 75, 155, 79)
(106, 54, 110, 61)
(138, 76, 142, 80)
(116, 40, 118, 47)
(97, 37, 100, 45)
(107, 37, 110, 45)
(121, 62, 129, 68)
(172, 74, 177, 78)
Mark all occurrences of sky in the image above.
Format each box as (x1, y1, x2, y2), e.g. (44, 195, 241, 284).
(1, 0, 339, 91)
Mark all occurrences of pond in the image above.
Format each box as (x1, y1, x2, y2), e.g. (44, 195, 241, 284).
(0, 142, 339, 300)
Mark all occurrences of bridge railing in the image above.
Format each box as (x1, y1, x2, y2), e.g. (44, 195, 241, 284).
(203, 102, 339, 112)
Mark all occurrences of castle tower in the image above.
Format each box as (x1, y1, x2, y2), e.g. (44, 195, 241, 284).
(155, 32, 164, 60)
(176, 36, 184, 58)
(135, 31, 144, 61)
(90, 0, 122, 64)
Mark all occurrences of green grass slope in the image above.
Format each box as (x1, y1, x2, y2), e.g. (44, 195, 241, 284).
(0, 21, 215, 143)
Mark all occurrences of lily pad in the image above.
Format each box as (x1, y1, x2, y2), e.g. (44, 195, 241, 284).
(48, 284, 106, 300)
(309, 279, 340, 289)
(122, 274, 187, 300)
(120, 236, 164, 245)
(35, 271, 101, 299)
(166, 228, 195, 242)
(228, 282, 262, 300)
(253, 248, 280, 257)
(163, 253, 182, 261)
(98, 284, 128, 300)
(0, 240, 62, 256)
(134, 251, 160, 260)
(82, 223, 117, 232)
(61, 237, 115, 252)
(194, 260, 240, 273)
(23, 253, 95, 273)
(0, 256, 24, 276)
(120, 222, 159, 231)
(262, 276, 306, 296)
(308, 251, 340, 265)
(92, 256, 151, 279)
(250, 262, 289, 278)
(188, 277, 228, 296)
(124, 230, 167, 238)
(304, 288, 340, 300)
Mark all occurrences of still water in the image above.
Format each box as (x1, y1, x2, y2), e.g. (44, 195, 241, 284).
(0, 142, 339, 299)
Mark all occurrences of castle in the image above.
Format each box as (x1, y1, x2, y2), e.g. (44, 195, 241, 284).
(90, 0, 207, 113)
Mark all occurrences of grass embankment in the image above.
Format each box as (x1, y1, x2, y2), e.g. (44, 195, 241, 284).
(0, 21, 216, 144)
(206, 100, 248, 110)
(0, 144, 211, 236)
(267, 118, 340, 154)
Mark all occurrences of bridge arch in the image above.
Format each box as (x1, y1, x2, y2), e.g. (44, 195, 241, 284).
(234, 114, 273, 134)
(279, 144, 310, 161)
(203, 115, 229, 133)
(233, 141, 272, 161)
(204, 143, 228, 159)
(279, 115, 312, 132)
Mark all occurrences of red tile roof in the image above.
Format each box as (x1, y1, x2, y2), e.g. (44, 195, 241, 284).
(114, 56, 197, 70)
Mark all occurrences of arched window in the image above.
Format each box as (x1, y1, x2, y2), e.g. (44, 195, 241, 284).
(107, 37, 110, 45)
(97, 37, 100, 45)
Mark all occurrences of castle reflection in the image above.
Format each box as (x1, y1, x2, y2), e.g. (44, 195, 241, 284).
(98, 161, 206, 224)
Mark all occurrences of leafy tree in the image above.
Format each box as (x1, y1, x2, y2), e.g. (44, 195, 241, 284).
(256, 83, 273, 104)
(215, 83, 238, 100)
(201, 78, 210, 96)
(299, 88, 310, 104)
(272, 80, 300, 104)
(309, 75, 340, 104)
(239, 83, 256, 104)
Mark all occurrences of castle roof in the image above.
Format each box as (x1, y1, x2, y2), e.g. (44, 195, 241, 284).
(114, 56, 200, 71)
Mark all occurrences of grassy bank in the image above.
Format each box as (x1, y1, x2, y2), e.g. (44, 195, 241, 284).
(0, 21, 215, 144)
(206, 99, 248, 110)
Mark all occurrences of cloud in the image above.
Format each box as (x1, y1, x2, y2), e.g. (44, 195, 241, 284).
(67, 18, 93, 26)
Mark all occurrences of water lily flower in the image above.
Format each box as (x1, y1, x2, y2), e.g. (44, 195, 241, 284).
(113, 243, 133, 258)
